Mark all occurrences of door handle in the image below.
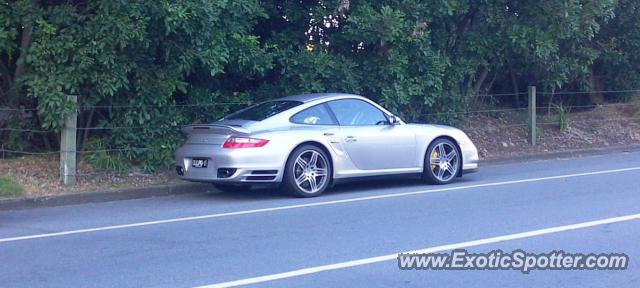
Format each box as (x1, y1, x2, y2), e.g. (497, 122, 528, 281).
(324, 132, 341, 143)
(345, 136, 357, 142)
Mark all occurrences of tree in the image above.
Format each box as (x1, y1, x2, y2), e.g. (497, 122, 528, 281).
(3, 0, 270, 170)
(594, 0, 640, 99)
(0, 0, 637, 170)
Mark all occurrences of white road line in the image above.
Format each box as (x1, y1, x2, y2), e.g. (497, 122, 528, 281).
(195, 213, 640, 288)
(1, 166, 639, 243)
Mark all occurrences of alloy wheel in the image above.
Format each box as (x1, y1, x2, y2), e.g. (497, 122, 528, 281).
(293, 150, 329, 194)
(429, 142, 459, 182)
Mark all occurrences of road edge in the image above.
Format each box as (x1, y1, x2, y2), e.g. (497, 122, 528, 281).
(0, 182, 217, 211)
(481, 144, 640, 165)
(2, 144, 640, 211)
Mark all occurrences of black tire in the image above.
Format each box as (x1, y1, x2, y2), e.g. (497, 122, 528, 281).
(282, 145, 332, 197)
(213, 183, 251, 193)
(422, 138, 461, 185)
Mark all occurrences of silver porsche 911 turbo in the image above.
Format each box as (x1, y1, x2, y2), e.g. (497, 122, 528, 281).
(175, 93, 478, 197)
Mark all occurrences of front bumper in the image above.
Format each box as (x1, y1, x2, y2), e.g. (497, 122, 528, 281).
(174, 144, 286, 183)
(461, 140, 480, 173)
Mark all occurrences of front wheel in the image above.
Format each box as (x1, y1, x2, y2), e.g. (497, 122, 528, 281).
(422, 138, 461, 185)
(282, 145, 332, 197)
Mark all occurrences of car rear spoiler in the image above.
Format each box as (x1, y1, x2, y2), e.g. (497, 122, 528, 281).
(181, 124, 251, 135)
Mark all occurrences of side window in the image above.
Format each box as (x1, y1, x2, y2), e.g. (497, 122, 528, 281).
(327, 99, 389, 126)
(290, 104, 337, 125)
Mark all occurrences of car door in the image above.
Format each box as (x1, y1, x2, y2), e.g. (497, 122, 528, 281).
(289, 102, 342, 147)
(326, 99, 417, 170)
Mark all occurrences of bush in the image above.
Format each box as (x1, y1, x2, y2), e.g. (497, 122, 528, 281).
(2, 1, 639, 171)
(82, 139, 131, 173)
(556, 104, 571, 131)
(0, 175, 23, 198)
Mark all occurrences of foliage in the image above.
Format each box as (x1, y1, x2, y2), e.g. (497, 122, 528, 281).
(0, 175, 23, 198)
(1, 0, 639, 170)
(82, 139, 131, 173)
(556, 104, 570, 131)
(595, 0, 640, 94)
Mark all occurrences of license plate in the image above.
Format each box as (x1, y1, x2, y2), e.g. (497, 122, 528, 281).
(191, 159, 208, 168)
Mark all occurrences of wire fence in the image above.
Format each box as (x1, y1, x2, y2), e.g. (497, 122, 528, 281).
(0, 107, 39, 112)
(537, 89, 640, 96)
(3, 94, 639, 136)
(1, 88, 639, 180)
(0, 148, 157, 156)
(77, 102, 251, 110)
(3, 102, 634, 134)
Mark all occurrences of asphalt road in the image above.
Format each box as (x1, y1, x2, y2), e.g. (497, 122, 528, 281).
(1, 151, 640, 287)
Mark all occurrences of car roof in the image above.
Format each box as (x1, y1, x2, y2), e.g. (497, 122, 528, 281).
(276, 93, 365, 103)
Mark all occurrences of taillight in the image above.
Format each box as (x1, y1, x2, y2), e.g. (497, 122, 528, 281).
(223, 137, 269, 148)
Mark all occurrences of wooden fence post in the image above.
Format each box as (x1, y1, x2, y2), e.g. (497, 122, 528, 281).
(528, 86, 537, 145)
(60, 95, 77, 186)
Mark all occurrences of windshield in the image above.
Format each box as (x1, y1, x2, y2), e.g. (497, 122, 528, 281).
(224, 100, 303, 121)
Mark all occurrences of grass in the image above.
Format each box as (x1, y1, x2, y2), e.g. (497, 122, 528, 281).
(556, 104, 570, 131)
(0, 175, 24, 198)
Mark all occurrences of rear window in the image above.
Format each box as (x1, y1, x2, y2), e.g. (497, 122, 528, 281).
(224, 101, 303, 121)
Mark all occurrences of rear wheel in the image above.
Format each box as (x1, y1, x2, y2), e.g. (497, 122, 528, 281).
(422, 138, 460, 185)
(282, 145, 332, 197)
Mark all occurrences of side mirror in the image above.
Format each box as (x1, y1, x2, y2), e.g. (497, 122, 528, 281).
(388, 115, 401, 125)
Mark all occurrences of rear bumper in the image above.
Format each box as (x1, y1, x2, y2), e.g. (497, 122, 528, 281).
(174, 144, 286, 183)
